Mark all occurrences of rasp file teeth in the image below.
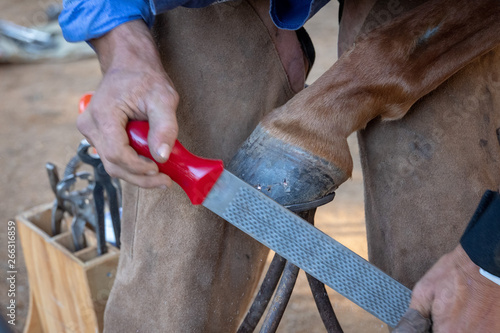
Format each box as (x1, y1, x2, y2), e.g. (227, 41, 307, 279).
(204, 171, 411, 327)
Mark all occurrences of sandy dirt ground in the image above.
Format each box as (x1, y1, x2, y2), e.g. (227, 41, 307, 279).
(0, 1, 387, 332)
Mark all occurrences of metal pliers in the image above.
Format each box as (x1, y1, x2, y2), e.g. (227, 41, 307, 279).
(46, 155, 83, 236)
(46, 162, 66, 236)
(46, 162, 100, 252)
(77, 140, 121, 250)
(56, 172, 98, 252)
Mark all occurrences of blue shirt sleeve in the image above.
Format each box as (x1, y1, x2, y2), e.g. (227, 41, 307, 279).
(59, 0, 218, 42)
(270, 0, 329, 30)
(60, 0, 153, 42)
(59, 0, 330, 43)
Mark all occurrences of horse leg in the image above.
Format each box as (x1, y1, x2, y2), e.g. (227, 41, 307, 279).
(359, 46, 500, 287)
(103, 1, 307, 331)
(335, 0, 500, 289)
(336, 0, 500, 288)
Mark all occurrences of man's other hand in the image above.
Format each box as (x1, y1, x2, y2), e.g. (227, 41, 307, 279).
(396, 244, 500, 332)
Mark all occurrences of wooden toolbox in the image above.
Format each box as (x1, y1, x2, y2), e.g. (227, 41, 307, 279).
(16, 203, 120, 333)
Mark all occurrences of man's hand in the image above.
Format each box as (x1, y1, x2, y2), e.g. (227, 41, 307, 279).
(77, 20, 178, 188)
(396, 245, 500, 332)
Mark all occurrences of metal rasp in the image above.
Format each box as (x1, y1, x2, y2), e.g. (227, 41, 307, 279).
(126, 120, 412, 328)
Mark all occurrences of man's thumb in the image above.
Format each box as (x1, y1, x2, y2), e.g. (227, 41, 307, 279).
(393, 308, 431, 333)
(147, 110, 178, 163)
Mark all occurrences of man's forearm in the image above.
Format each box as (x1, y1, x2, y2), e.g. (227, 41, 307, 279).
(90, 20, 164, 75)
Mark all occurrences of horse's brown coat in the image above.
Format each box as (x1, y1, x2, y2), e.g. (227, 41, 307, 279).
(360, 46, 500, 287)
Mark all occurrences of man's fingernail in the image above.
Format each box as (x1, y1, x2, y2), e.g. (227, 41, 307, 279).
(147, 170, 157, 176)
(157, 144, 170, 160)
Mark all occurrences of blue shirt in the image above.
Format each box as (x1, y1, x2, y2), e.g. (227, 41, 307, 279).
(59, 0, 330, 42)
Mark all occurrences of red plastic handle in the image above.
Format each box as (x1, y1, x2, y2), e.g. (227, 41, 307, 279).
(79, 94, 224, 205)
(127, 121, 224, 204)
(78, 93, 93, 114)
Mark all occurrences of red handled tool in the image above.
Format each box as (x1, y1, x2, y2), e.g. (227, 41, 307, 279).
(126, 122, 224, 204)
(79, 93, 223, 205)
